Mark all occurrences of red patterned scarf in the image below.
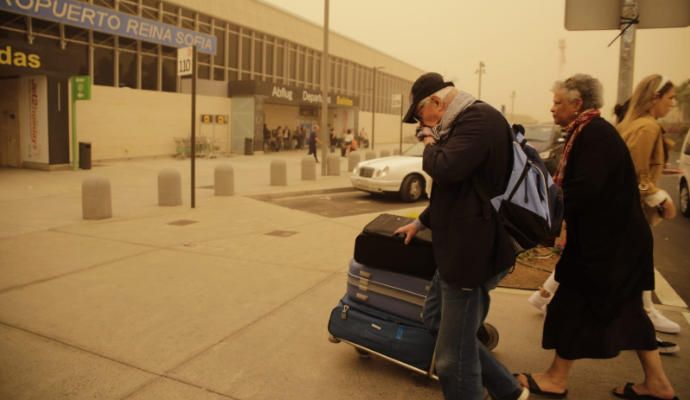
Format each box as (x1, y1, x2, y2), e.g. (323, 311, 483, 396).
(554, 109, 601, 187)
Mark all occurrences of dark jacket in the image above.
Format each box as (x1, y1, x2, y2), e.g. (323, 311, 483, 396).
(419, 101, 515, 288)
(556, 117, 654, 319)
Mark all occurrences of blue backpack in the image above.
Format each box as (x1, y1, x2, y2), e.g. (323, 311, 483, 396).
(475, 124, 564, 254)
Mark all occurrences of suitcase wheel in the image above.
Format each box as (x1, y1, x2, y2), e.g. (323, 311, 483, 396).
(354, 348, 371, 359)
(328, 335, 341, 344)
(478, 322, 499, 351)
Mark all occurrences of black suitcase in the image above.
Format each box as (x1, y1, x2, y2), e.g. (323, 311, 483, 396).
(353, 214, 436, 280)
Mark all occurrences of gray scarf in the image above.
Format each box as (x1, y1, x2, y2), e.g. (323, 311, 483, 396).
(434, 90, 477, 140)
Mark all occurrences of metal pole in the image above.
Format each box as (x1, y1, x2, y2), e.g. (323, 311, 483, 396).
(320, 0, 330, 175)
(71, 79, 78, 170)
(399, 93, 403, 154)
(476, 61, 485, 100)
(617, 0, 637, 104)
(191, 45, 197, 208)
(510, 90, 516, 119)
(371, 67, 376, 150)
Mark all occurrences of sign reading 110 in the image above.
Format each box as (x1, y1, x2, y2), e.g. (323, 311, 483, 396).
(177, 47, 193, 77)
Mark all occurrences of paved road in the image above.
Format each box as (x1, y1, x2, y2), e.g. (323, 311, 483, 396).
(653, 170, 690, 306)
(252, 188, 429, 218)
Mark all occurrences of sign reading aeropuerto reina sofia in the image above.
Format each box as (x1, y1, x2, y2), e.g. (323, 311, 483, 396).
(0, 0, 217, 55)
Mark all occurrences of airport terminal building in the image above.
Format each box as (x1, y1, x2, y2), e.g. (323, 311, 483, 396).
(0, 0, 423, 169)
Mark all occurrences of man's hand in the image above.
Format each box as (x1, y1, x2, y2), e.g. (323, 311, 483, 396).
(394, 222, 419, 245)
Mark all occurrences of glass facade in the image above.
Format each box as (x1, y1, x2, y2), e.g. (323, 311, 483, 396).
(0, 0, 412, 115)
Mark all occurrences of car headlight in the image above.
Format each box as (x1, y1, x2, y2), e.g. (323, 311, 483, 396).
(539, 151, 552, 159)
(375, 166, 390, 178)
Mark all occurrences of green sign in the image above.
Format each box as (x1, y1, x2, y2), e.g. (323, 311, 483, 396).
(71, 76, 91, 101)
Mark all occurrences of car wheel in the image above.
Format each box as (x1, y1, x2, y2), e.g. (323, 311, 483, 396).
(680, 179, 690, 218)
(400, 174, 424, 202)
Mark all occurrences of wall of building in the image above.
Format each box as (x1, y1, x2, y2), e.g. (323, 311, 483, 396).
(263, 104, 300, 131)
(358, 111, 417, 147)
(76, 86, 232, 160)
(170, 0, 425, 81)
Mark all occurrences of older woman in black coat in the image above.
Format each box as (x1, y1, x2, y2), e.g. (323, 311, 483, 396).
(516, 74, 677, 400)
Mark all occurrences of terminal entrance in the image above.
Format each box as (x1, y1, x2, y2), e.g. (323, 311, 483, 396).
(0, 77, 20, 167)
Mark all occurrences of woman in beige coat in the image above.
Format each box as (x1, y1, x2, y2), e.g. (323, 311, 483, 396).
(617, 74, 680, 339)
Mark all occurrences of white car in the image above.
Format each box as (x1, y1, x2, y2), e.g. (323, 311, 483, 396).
(351, 142, 431, 202)
(678, 128, 690, 217)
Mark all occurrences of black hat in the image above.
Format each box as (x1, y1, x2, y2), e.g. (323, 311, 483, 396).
(402, 73, 454, 124)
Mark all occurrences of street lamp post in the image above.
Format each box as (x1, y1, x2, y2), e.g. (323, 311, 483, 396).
(320, 0, 330, 175)
(475, 61, 486, 99)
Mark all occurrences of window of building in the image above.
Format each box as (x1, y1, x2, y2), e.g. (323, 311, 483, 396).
(275, 40, 284, 81)
(254, 35, 263, 78)
(241, 34, 251, 79)
(265, 40, 274, 80)
(162, 58, 176, 92)
(141, 55, 158, 91)
(118, 49, 137, 88)
(228, 31, 239, 69)
(94, 47, 114, 86)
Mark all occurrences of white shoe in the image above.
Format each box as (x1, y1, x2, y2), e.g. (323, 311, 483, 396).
(657, 338, 680, 354)
(648, 307, 681, 334)
(528, 290, 549, 314)
(517, 387, 530, 400)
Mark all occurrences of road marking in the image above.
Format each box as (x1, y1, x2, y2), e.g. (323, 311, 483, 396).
(654, 268, 688, 308)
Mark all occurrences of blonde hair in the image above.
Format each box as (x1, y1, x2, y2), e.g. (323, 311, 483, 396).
(618, 74, 673, 131)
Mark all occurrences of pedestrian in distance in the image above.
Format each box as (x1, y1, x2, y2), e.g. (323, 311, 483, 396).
(395, 72, 528, 400)
(516, 74, 678, 400)
(308, 124, 320, 163)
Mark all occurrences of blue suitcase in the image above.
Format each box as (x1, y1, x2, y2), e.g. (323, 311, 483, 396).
(327, 295, 437, 375)
(346, 259, 430, 323)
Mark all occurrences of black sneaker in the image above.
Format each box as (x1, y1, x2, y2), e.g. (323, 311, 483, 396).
(657, 339, 680, 354)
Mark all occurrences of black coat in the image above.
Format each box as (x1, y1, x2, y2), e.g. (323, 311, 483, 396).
(419, 102, 515, 288)
(555, 117, 654, 318)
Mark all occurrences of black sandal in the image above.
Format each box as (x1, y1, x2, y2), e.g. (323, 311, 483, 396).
(518, 373, 568, 399)
(612, 382, 679, 400)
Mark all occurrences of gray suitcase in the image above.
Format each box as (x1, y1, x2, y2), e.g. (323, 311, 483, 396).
(347, 259, 430, 323)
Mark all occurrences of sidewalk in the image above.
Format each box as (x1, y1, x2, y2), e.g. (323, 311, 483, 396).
(0, 150, 688, 399)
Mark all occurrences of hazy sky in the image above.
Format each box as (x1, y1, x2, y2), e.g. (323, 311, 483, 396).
(260, 0, 690, 122)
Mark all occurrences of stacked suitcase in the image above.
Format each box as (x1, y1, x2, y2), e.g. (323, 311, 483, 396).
(327, 213, 499, 379)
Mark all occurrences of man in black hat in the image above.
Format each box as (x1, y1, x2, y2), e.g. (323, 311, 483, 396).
(396, 73, 526, 400)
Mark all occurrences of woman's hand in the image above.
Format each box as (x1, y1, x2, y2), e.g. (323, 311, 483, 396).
(393, 222, 419, 245)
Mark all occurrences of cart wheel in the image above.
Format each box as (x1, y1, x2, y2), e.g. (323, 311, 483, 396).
(328, 335, 341, 344)
(478, 322, 499, 351)
(354, 348, 371, 359)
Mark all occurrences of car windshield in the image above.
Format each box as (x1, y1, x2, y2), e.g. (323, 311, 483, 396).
(403, 142, 425, 157)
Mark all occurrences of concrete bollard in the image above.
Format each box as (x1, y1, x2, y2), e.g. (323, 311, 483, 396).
(158, 168, 182, 206)
(380, 149, 391, 158)
(365, 150, 377, 161)
(301, 156, 316, 180)
(347, 151, 362, 172)
(327, 154, 341, 176)
(270, 159, 287, 186)
(214, 164, 234, 196)
(82, 176, 112, 220)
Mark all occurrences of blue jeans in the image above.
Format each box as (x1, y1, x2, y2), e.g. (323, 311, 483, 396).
(423, 270, 522, 400)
